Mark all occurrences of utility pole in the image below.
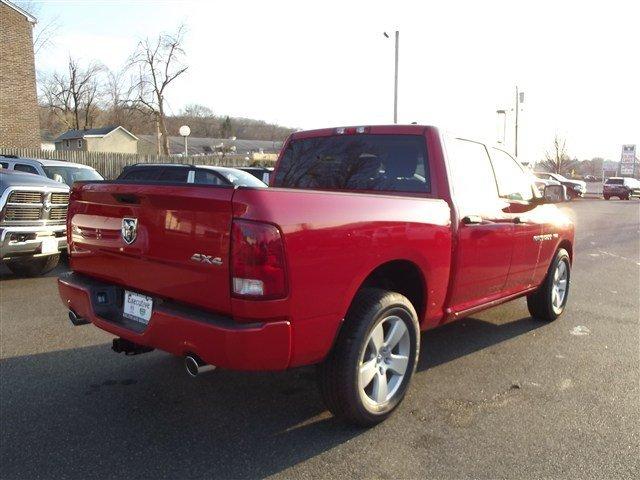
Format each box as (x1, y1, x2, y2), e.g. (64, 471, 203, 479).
(514, 86, 519, 157)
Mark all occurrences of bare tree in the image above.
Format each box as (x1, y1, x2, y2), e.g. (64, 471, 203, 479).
(539, 135, 577, 174)
(40, 57, 104, 130)
(103, 68, 134, 127)
(127, 25, 188, 155)
(14, 0, 60, 55)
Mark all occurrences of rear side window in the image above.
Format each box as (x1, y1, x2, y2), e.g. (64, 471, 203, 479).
(273, 134, 430, 193)
(14, 164, 38, 174)
(119, 167, 164, 181)
(195, 170, 226, 185)
(0, 162, 8, 169)
(605, 178, 624, 185)
(489, 148, 534, 201)
(157, 168, 189, 182)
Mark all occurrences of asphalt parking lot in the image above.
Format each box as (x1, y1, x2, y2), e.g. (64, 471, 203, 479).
(1, 198, 638, 479)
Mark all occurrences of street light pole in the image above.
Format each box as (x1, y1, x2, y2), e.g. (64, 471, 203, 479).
(496, 109, 507, 144)
(384, 31, 399, 124)
(179, 125, 191, 157)
(393, 31, 399, 124)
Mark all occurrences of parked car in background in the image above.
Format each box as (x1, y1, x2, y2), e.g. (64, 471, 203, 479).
(1, 170, 69, 276)
(117, 164, 267, 187)
(238, 166, 274, 184)
(534, 172, 586, 199)
(531, 173, 563, 196)
(603, 177, 640, 200)
(0, 155, 103, 186)
(59, 125, 574, 426)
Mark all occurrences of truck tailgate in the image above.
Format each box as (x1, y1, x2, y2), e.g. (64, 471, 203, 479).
(68, 182, 234, 314)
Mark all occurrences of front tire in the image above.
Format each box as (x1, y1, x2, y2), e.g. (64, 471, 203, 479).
(318, 288, 420, 426)
(6, 254, 60, 277)
(527, 248, 571, 321)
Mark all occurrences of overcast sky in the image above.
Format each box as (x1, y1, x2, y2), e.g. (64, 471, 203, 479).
(33, 0, 639, 162)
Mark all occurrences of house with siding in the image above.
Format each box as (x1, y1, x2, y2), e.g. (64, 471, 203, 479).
(54, 126, 138, 153)
(0, 0, 40, 148)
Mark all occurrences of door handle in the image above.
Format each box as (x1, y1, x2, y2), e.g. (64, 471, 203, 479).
(462, 215, 483, 225)
(513, 217, 523, 224)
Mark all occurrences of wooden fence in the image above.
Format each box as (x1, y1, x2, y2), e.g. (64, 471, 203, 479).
(0, 148, 275, 179)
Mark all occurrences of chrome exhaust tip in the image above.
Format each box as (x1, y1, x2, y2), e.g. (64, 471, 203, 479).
(68, 309, 89, 326)
(184, 355, 216, 377)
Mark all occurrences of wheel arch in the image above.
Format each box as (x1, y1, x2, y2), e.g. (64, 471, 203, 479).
(352, 259, 427, 323)
(557, 239, 573, 263)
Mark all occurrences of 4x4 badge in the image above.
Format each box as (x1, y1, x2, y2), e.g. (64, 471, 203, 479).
(121, 218, 138, 245)
(190, 253, 223, 266)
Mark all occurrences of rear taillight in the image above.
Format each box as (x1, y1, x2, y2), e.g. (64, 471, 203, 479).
(231, 219, 287, 299)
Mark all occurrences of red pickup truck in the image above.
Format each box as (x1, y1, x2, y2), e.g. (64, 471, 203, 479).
(58, 125, 574, 425)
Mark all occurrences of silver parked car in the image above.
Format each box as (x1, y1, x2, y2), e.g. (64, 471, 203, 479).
(0, 170, 69, 276)
(0, 155, 103, 186)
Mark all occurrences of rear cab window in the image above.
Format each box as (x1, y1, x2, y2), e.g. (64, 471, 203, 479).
(272, 134, 430, 194)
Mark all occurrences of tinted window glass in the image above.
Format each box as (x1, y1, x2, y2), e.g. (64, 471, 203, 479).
(214, 168, 267, 187)
(43, 166, 102, 186)
(605, 178, 624, 185)
(0, 162, 8, 169)
(273, 134, 430, 193)
(158, 168, 189, 182)
(14, 164, 38, 174)
(490, 148, 534, 201)
(119, 167, 163, 181)
(195, 170, 226, 185)
(446, 139, 498, 207)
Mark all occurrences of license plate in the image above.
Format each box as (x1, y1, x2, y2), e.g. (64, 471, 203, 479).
(41, 237, 58, 254)
(123, 290, 153, 325)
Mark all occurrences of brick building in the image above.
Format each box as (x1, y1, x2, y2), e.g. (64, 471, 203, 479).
(0, 0, 40, 148)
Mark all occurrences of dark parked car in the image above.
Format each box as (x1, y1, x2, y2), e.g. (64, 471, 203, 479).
(603, 177, 640, 200)
(117, 164, 267, 187)
(534, 172, 586, 199)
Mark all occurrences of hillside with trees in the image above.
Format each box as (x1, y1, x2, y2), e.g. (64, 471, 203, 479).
(36, 24, 296, 151)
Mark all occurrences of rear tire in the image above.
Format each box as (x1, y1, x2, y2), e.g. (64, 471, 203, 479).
(527, 249, 570, 321)
(6, 254, 60, 277)
(317, 288, 420, 427)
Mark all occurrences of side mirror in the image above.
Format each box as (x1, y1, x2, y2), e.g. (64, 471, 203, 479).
(542, 184, 567, 203)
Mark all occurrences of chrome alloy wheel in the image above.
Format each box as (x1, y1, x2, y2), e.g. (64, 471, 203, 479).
(358, 315, 411, 409)
(552, 259, 569, 312)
